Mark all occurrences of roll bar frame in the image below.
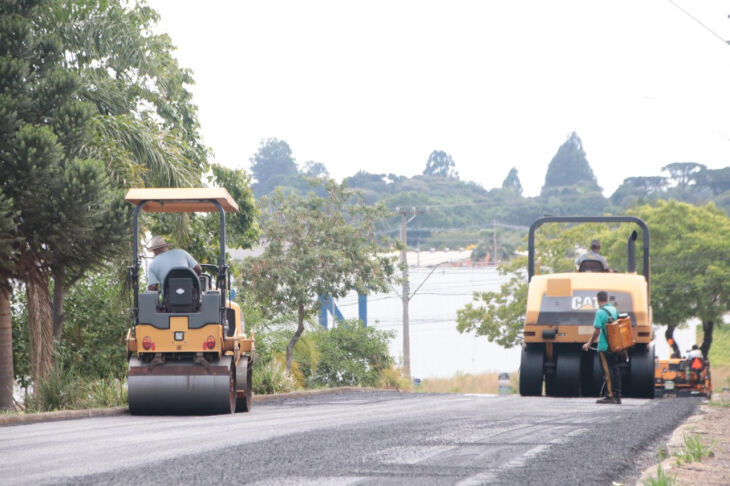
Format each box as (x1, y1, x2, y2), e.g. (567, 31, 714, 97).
(527, 216, 650, 289)
(130, 199, 228, 326)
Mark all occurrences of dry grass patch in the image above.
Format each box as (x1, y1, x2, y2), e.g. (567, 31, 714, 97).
(416, 371, 518, 394)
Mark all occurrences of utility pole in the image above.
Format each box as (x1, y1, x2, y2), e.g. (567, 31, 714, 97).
(397, 206, 428, 379)
(492, 219, 498, 264)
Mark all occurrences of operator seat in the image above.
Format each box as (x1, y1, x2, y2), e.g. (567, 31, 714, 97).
(163, 266, 201, 313)
(578, 260, 606, 273)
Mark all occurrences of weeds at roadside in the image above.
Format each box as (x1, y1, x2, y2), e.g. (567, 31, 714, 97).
(25, 363, 127, 412)
(378, 366, 412, 391)
(252, 359, 296, 395)
(673, 432, 715, 465)
(642, 449, 675, 486)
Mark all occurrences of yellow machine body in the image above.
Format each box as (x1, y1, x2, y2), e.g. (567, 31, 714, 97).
(126, 303, 253, 355)
(523, 272, 653, 346)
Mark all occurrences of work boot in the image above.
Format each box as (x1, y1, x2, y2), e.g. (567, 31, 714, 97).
(596, 396, 619, 404)
(614, 396, 622, 404)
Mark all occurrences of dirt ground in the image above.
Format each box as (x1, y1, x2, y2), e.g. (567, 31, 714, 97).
(636, 390, 730, 485)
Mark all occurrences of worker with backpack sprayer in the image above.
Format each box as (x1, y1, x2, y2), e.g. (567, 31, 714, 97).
(582, 291, 622, 404)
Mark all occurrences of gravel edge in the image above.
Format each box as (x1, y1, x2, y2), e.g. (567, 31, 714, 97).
(633, 396, 718, 485)
(0, 386, 386, 427)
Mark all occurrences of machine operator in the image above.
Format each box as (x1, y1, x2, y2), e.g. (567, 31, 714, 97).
(147, 235, 202, 292)
(575, 239, 613, 272)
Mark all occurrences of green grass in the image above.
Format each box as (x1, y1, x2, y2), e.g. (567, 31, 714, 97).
(643, 449, 676, 486)
(24, 363, 127, 412)
(698, 323, 730, 367)
(673, 433, 716, 466)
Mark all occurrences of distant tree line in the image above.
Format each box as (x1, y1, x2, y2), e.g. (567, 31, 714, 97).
(251, 132, 730, 257)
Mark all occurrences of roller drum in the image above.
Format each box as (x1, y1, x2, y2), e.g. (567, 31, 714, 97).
(128, 356, 235, 415)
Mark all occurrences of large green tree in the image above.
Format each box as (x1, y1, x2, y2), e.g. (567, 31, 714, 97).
(661, 162, 706, 188)
(624, 201, 730, 358)
(541, 131, 600, 195)
(0, 0, 207, 405)
(249, 138, 300, 197)
(610, 176, 668, 208)
(501, 167, 523, 196)
(423, 150, 458, 178)
(240, 179, 397, 372)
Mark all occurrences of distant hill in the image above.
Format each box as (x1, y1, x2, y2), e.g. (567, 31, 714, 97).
(248, 136, 730, 256)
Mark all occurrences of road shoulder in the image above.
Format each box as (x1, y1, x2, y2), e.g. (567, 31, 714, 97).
(635, 391, 730, 485)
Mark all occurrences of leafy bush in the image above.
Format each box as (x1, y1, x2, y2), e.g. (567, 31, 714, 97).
(12, 267, 129, 392)
(308, 320, 394, 387)
(57, 269, 129, 380)
(238, 296, 397, 393)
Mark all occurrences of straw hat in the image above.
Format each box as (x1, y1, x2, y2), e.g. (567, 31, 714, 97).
(149, 235, 169, 251)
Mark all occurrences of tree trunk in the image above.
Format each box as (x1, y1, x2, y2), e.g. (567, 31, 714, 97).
(700, 320, 714, 359)
(285, 303, 305, 373)
(0, 286, 15, 410)
(26, 267, 54, 384)
(51, 266, 65, 340)
(664, 325, 681, 358)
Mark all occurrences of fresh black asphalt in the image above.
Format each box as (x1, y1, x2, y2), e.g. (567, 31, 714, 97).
(1, 390, 697, 485)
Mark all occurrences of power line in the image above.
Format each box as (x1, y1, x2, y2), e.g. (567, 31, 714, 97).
(666, 0, 730, 46)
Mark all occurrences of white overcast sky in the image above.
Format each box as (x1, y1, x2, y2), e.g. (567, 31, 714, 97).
(148, 0, 730, 197)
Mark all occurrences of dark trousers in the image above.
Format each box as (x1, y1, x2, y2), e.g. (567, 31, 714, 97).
(599, 351, 622, 398)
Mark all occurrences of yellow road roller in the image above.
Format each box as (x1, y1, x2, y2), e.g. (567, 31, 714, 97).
(520, 216, 655, 398)
(124, 188, 254, 414)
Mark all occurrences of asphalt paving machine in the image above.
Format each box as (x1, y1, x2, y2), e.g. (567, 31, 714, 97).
(519, 216, 655, 398)
(125, 188, 254, 414)
(654, 356, 712, 398)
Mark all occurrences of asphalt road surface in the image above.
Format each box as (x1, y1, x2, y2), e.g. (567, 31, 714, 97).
(0, 391, 697, 485)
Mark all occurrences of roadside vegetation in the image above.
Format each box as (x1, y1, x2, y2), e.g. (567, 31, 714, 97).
(244, 305, 407, 394)
(673, 433, 716, 466)
(415, 372, 518, 395)
(643, 432, 717, 486)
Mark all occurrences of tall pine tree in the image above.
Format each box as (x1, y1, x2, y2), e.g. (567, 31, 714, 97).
(541, 132, 601, 196)
(501, 167, 523, 196)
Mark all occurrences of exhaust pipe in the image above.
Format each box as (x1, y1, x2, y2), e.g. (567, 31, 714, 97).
(627, 230, 638, 273)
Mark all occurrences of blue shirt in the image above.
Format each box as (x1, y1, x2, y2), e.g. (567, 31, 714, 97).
(147, 249, 198, 290)
(593, 304, 618, 352)
(575, 250, 609, 270)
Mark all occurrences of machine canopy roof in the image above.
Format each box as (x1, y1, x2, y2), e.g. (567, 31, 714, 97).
(125, 188, 239, 213)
